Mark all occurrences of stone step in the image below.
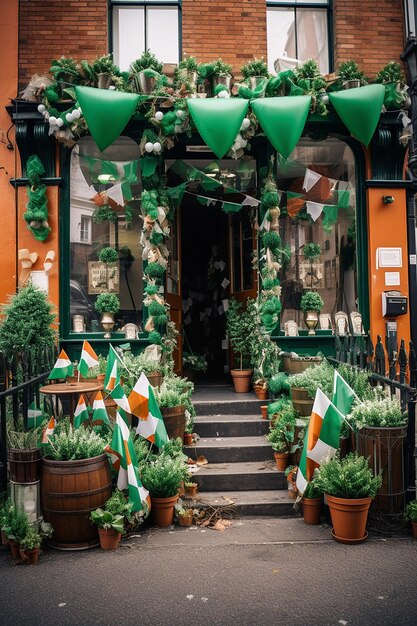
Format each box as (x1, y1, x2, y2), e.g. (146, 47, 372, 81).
(189, 490, 298, 517)
(185, 436, 274, 463)
(193, 460, 286, 492)
(192, 385, 269, 416)
(194, 414, 270, 438)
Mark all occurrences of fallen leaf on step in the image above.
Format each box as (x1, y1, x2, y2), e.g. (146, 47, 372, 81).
(222, 496, 235, 505)
(212, 519, 232, 531)
(196, 455, 208, 466)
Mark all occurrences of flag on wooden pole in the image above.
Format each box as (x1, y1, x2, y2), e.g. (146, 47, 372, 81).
(78, 341, 99, 378)
(104, 345, 121, 391)
(48, 349, 73, 380)
(92, 391, 110, 425)
(130, 373, 169, 447)
(74, 394, 90, 428)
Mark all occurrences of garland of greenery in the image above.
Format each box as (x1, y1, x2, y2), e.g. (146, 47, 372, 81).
(23, 155, 51, 241)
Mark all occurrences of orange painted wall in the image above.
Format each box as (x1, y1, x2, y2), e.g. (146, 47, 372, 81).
(367, 187, 410, 350)
(0, 0, 19, 306)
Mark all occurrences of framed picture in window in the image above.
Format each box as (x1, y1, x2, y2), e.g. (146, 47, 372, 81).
(88, 261, 120, 294)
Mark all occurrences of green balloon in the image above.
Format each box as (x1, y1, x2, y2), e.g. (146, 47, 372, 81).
(187, 98, 249, 159)
(251, 96, 311, 158)
(75, 86, 140, 152)
(329, 84, 385, 146)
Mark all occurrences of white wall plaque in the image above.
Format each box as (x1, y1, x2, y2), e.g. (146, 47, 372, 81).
(385, 271, 401, 286)
(30, 270, 49, 294)
(377, 247, 402, 268)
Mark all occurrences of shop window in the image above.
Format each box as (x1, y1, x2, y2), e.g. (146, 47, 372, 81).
(277, 137, 357, 333)
(69, 136, 143, 333)
(267, 1, 330, 74)
(111, 0, 180, 71)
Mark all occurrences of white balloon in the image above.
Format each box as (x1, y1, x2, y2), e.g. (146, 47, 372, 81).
(155, 111, 164, 121)
(56, 118, 64, 127)
(321, 94, 329, 104)
(145, 142, 154, 153)
(240, 117, 250, 130)
(109, 85, 116, 91)
(153, 142, 162, 153)
(48, 116, 57, 125)
(37, 104, 46, 113)
(77, 107, 82, 114)
(72, 109, 81, 119)
(66, 112, 74, 123)
(176, 109, 185, 119)
(218, 90, 227, 98)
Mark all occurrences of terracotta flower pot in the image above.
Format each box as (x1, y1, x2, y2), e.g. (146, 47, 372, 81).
(98, 528, 122, 550)
(302, 497, 323, 525)
(151, 494, 179, 528)
(326, 494, 372, 543)
(290, 386, 314, 417)
(261, 405, 268, 420)
(254, 387, 268, 400)
(231, 369, 253, 393)
(183, 433, 194, 446)
(274, 452, 289, 471)
(411, 521, 417, 539)
(184, 483, 198, 498)
(8, 538, 20, 559)
(1, 530, 8, 545)
(178, 511, 194, 527)
(19, 547, 40, 564)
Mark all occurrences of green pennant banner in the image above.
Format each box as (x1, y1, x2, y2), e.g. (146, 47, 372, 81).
(251, 96, 311, 159)
(186, 98, 249, 159)
(329, 84, 385, 146)
(75, 86, 140, 152)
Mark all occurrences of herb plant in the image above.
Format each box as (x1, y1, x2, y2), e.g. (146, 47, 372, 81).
(183, 352, 208, 373)
(211, 58, 233, 76)
(314, 453, 382, 499)
(20, 526, 42, 550)
(2, 505, 30, 542)
(130, 50, 163, 74)
(98, 247, 118, 264)
(404, 501, 417, 522)
(141, 456, 188, 498)
(337, 60, 367, 85)
(300, 291, 324, 312)
(241, 58, 269, 79)
(226, 298, 257, 370)
(303, 242, 321, 260)
(42, 422, 106, 461)
(95, 292, 120, 315)
(349, 396, 407, 429)
(90, 508, 125, 533)
(303, 477, 323, 499)
(266, 410, 295, 453)
(289, 361, 335, 399)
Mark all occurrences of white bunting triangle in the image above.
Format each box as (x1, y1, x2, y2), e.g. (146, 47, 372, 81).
(302, 168, 322, 192)
(305, 201, 325, 222)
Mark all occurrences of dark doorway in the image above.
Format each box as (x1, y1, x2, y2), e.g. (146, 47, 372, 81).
(181, 196, 229, 382)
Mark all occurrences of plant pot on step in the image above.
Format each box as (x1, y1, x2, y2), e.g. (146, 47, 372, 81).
(184, 483, 198, 498)
(8, 539, 20, 559)
(274, 452, 289, 471)
(326, 494, 371, 543)
(183, 432, 194, 446)
(412, 521, 417, 539)
(98, 528, 122, 550)
(177, 510, 194, 527)
(151, 494, 179, 528)
(302, 497, 323, 525)
(19, 546, 40, 564)
(261, 405, 268, 420)
(254, 385, 268, 400)
(290, 386, 314, 417)
(231, 369, 253, 393)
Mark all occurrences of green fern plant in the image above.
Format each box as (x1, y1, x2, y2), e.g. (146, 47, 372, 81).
(314, 453, 382, 499)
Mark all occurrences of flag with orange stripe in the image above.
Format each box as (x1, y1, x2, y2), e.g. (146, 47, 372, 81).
(48, 349, 73, 380)
(74, 394, 90, 428)
(92, 391, 110, 425)
(41, 416, 56, 445)
(78, 341, 99, 378)
(130, 373, 168, 448)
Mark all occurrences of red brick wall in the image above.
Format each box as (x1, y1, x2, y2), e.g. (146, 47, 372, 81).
(19, 0, 108, 90)
(182, 0, 267, 76)
(333, 0, 405, 77)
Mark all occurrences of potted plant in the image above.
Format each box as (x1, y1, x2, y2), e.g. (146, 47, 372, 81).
(81, 54, 122, 90)
(300, 291, 324, 335)
(41, 421, 111, 549)
(226, 298, 256, 393)
(288, 361, 334, 416)
(90, 508, 125, 550)
(314, 452, 382, 543)
(155, 374, 194, 440)
(184, 481, 198, 498)
(175, 505, 194, 527)
(375, 61, 410, 110)
(95, 292, 120, 339)
(7, 419, 44, 483)
(19, 526, 42, 564)
(175, 56, 200, 91)
(266, 411, 295, 471)
(130, 50, 163, 94)
(240, 57, 269, 91)
(336, 60, 367, 89)
(281, 352, 323, 375)
(285, 465, 298, 499)
(2, 504, 30, 558)
(404, 501, 417, 538)
(183, 411, 195, 446)
(121, 350, 163, 391)
(211, 58, 233, 92)
(141, 455, 188, 527)
(301, 477, 324, 525)
(182, 352, 207, 382)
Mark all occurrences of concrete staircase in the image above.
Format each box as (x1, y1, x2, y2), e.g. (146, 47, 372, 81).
(184, 385, 297, 517)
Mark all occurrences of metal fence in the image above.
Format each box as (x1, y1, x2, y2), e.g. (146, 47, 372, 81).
(0, 347, 55, 492)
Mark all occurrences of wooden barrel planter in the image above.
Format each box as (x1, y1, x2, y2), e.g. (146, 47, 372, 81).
(8, 448, 42, 483)
(290, 386, 314, 417)
(161, 405, 186, 440)
(289, 419, 308, 465)
(41, 454, 112, 550)
(356, 425, 407, 515)
(147, 371, 163, 389)
(283, 355, 322, 375)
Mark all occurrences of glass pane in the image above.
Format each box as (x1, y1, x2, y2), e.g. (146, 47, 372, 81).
(147, 7, 179, 64)
(70, 136, 143, 333)
(242, 211, 254, 291)
(267, 8, 296, 73)
(277, 138, 357, 333)
(112, 7, 145, 71)
(296, 9, 329, 74)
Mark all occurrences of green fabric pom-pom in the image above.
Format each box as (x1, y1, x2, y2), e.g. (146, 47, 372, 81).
(148, 331, 162, 345)
(153, 313, 168, 328)
(214, 84, 228, 95)
(44, 87, 60, 103)
(148, 301, 166, 317)
(262, 191, 280, 209)
(145, 262, 165, 279)
(150, 231, 164, 246)
(262, 231, 281, 250)
(145, 284, 158, 296)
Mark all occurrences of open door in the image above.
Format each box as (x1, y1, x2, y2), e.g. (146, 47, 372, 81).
(165, 208, 182, 374)
(228, 208, 258, 302)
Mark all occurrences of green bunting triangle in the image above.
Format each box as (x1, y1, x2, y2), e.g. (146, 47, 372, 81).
(75, 86, 140, 152)
(329, 84, 385, 146)
(251, 96, 311, 159)
(186, 98, 249, 159)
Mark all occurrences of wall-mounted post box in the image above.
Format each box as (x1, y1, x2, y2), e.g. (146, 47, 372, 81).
(382, 291, 408, 317)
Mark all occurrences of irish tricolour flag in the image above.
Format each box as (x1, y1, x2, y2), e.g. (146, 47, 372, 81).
(332, 369, 357, 416)
(41, 416, 56, 444)
(296, 387, 343, 495)
(104, 345, 121, 391)
(27, 400, 44, 429)
(48, 349, 74, 380)
(92, 391, 110, 425)
(78, 341, 99, 378)
(74, 394, 90, 428)
(129, 372, 169, 448)
(105, 413, 150, 512)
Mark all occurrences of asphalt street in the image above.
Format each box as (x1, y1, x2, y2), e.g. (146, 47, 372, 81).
(1, 517, 416, 626)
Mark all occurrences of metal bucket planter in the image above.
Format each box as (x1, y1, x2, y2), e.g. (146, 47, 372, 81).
(97, 73, 113, 90)
(211, 73, 232, 92)
(133, 70, 159, 94)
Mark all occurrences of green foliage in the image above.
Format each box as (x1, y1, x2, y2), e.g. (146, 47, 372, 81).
(145, 262, 165, 280)
(93, 204, 119, 224)
(226, 298, 257, 369)
(268, 396, 293, 417)
(349, 396, 407, 429)
(148, 301, 166, 317)
(314, 452, 382, 499)
(0, 284, 56, 358)
(155, 374, 194, 409)
(337, 60, 367, 85)
(404, 501, 417, 522)
(303, 477, 323, 499)
(90, 508, 124, 533)
(289, 361, 335, 399)
(211, 58, 233, 75)
(95, 292, 120, 315)
(104, 489, 133, 520)
(98, 247, 118, 264)
(295, 59, 323, 81)
(183, 352, 208, 373)
(241, 58, 269, 79)
(82, 54, 121, 79)
(2, 504, 30, 542)
(337, 364, 374, 401)
(251, 320, 281, 381)
(120, 351, 161, 395)
(300, 291, 324, 312)
(141, 455, 187, 498)
(178, 56, 199, 72)
(130, 50, 163, 74)
(49, 56, 81, 82)
(266, 408, 295, 453)
(7, 420, 45, 450)
(268, 372, 290, 396)
(148, 331, 162, 345)
(20, 526, 42, 550)
(303, 242, 321, 260)
(43, 422, 106, 461)
(374, 61, 405, 85)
